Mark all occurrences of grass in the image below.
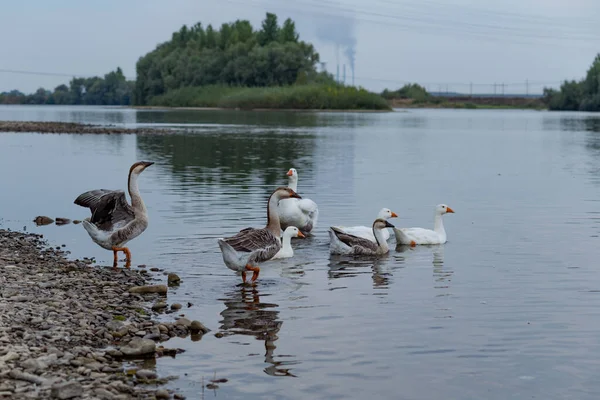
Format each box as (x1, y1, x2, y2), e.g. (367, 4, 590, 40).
(147, 84, 391, 111)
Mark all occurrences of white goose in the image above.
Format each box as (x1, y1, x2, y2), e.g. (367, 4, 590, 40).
(277, 168, 319, 235)
(271, 226, 305, 259)
(394, 204, 455, 246)
(329, 219, 395, 256)
(332, 208, 398, 242)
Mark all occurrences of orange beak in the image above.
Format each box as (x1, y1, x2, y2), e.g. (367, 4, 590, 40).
(446, 207, 455, 213)
(297, 231, 306, 238)
(286, 169, 293, 176)
(391, 211, 398, 218)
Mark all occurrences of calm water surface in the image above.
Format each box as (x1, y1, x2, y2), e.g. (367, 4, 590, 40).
(2, 105, 600, 399)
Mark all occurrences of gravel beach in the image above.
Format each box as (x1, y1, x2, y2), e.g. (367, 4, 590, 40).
(0, 229, 206, 399)
(0, 121, 179, 135)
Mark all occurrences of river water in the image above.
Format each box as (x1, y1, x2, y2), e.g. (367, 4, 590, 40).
(1, 105, 600, 399)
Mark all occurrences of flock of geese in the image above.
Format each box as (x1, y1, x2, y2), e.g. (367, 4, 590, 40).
(74, 161, 454, 284)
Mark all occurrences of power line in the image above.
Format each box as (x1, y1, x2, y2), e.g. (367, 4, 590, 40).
(223, 0, 599, 48)
(0, 68, 135, 81)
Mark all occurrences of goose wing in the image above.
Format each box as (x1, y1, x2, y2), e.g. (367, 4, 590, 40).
(74, 189, 135, 232)
(223, 227, 281, 263)
(330, 227, 378, 252)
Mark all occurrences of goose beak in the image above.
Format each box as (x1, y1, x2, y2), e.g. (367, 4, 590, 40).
(286, 169, 293, 176)
(297, 231, 306, 238)
(384, 221, 395, 228)
(446, 207, 455, 213)
(142, 161, 154, 168)
(391, 211, 398, 218)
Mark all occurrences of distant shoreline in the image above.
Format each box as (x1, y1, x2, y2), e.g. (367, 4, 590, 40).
(131, 105, 391, 113)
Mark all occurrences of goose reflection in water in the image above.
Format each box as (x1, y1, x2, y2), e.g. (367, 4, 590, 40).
(217, 286, 298, 377)
(327, 256, 392, 288)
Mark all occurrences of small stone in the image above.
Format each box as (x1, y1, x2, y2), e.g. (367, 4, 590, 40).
(158, 324, 169, 334)
(135, 369, 157, 380)
(156, 389, 170, 399)
(174, 318, 192, 328)
(137, 264, 147, 268)
(206, 383, 219, 390)
(94, 388, 115, 400)
(51, 381, 83, 399)
(34, 216, 54, 226)
(129, 285, 168, 295)
(167, 273, 180, 284)
(170, 303, 182, 310)
(174, 394, 186, 400)
(190, 321, 210, 334)
(152, 301, 167, 311)
(118, 337, 156, 357)
(73, 220, 81, 224)
(214, 332, 224, 338)
(55, 217, 71, 225)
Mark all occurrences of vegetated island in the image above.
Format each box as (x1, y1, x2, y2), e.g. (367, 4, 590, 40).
(0, 13, 390, 112)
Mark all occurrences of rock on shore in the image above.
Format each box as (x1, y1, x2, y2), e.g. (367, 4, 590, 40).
(0, 230, 198, 399)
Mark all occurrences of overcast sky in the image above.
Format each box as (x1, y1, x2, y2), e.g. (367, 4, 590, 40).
(1, 0, 599, 94)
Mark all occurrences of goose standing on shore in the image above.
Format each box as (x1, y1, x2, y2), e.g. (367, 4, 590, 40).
(329, 219, 395, 256)
(271, 226, 305, 259)
(278, 168, 318, 235)
(394, 204, 455, 246)
(332, 208, 398, 242)
(218, 187, 302, 284)
(74, 161, 154, 268)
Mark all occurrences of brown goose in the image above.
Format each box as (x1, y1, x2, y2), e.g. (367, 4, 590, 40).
(218, 187, 302, 284)
(74, 161, 153, 268)
(329, 218, 395, 256)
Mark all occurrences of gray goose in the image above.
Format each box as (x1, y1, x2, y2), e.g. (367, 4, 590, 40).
(74, 161, 153, 268)
(218, 186, 302, 284)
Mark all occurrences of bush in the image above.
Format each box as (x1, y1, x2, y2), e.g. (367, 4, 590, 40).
(148, 84, 391, 110)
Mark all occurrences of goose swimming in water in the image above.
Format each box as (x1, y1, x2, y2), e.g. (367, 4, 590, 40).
(394, 204, 455, 246)
(218, 187, 302, 284)
(271, 226, 305, 260)
(332, 208, 398, 242)
(74, 161, 153, 268)
(329, 219, 395, 256)
(277, 168, 319, 235)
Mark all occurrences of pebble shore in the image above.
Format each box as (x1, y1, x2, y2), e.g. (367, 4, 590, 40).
(0, 121, 179, 135)
(0, 230, 206, 399)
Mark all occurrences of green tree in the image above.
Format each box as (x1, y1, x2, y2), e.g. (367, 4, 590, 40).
(258, 13, 279, 46)
(279, 18, 298, 43)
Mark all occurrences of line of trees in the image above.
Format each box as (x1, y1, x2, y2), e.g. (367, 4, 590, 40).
(543, 54, 600, 112)
(134, 13, 328, 105)
(0, 68, 134, 105)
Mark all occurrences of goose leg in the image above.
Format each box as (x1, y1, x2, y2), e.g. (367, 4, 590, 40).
(241, 271, 247, 283)
(123, 247, 132, 267)
(410, 241, 416, 247)
(111, 247, 132, 268)
(245, 265, 260, 282)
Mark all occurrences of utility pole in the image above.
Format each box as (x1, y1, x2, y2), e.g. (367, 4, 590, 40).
(502, 83, 505, 96)
(526, 79, 529, 96)
(470, 82, 472, 97)
(494, 83, 496, 96)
